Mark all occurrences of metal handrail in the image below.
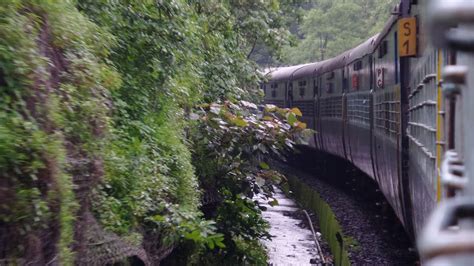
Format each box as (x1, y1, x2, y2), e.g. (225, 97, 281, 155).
(418, 199, 474, 259)
(419, 0, 474, 264)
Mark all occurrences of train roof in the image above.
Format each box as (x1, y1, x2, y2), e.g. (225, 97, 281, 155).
(260, 67, 279, 79)
(319, 49, 353, 74)
(267, 64, 310, 82)
(347, 34, 379, 63)
(291, 62, 321, 80)
(258, 68, 271, 76)
(266, 4, 399, 82)
(290, 33, 379, 80)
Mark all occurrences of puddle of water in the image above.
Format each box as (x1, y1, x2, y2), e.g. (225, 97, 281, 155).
(258, 188, 321, 265)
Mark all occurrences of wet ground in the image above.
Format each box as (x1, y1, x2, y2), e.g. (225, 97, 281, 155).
(258, 188, 328, 265)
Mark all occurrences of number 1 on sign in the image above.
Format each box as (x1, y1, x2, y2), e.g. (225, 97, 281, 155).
(403, 40, 410, 55)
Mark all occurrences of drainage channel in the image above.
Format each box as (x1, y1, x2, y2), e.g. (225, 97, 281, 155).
(258, 187, 329, 265)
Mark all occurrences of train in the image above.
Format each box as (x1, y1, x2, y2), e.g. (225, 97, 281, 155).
(263, 0, 474, 263)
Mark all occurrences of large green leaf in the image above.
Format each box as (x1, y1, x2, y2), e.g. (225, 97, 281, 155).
(287, 112, 297, 126)
(259, 162, 270, 170)
(232, 117, 248, 127)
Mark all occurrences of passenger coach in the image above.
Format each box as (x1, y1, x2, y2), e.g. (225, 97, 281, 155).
(263, 1, 449, 240)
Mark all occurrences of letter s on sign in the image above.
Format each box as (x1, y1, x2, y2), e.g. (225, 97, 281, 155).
(404, 22, 411, 36)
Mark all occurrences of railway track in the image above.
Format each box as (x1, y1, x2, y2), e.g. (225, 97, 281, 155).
(274, 147, 419, 265)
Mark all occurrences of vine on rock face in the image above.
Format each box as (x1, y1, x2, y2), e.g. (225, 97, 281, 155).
(76, 0, 206, 260)
(0, 0, 118, 264)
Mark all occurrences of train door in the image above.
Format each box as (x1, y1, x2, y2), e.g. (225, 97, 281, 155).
(369, 55, 379, 183)
(315, 76, 325, 150)
(342, 68, 349, 160)
(287, 81, 294, 108)
(342, 66, 351, 162)
(313, 77, 321, 149)
(342, 68, 349, 93)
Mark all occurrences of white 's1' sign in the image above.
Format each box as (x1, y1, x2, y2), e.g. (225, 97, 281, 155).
(376, 68, 384, 89)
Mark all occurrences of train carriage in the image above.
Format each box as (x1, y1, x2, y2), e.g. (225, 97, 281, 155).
(317, 51, 352, 159)
(344, 35, 378, 182)
(289, 62, 321, 149)
(263, 64, 309, 108)
(370, 13, 407, 228)
(264, 0, 474, 263)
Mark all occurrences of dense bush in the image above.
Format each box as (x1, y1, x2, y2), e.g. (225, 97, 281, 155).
(78, 0, 202, 243)
(76, 0, 303, 263)
(187, 101, 311, 264)
(0, 0, 302, 264)
(0, 0, 118, 263)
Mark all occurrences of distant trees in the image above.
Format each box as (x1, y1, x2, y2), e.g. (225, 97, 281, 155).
(281, 0, 399, 64)
(233, 0, 306, 67)
(190, 0, 302, 101)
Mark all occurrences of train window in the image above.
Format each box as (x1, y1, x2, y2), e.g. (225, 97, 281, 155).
(327, 72, 335, 80)
(353, 61, 363, 71)
(299, 87, 305, 97)
(378, 40, 388, 58)
(326, 83, 334, 93)
(298, 80, 307, 87)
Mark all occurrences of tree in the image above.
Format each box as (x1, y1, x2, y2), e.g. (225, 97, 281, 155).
(281, 0, 399, 64)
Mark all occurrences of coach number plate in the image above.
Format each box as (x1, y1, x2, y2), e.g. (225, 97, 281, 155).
(399, 17, 417, 57)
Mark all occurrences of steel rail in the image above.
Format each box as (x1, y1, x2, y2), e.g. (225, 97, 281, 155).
(302, 209, 326, 265)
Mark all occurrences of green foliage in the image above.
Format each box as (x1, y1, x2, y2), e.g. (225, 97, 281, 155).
(0, 0, 118, 263)
(281, 0, 399, 64)
(77, 1, 204, 252)
(189, 101, 311, 263)
(146, 208, 225, 250)
(191, 101, 309, 195)
(77, 1, 306, 261)
(2, 0, 303, 263)
(188, 0, 305, 101)
(210, 197, 270, 264)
